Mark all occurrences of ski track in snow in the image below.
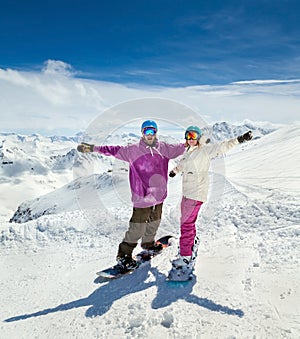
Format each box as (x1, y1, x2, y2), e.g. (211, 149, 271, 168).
(1, 124, 300, 338)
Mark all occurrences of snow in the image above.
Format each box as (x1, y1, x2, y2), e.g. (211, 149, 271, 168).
(1, 122, 300, 338)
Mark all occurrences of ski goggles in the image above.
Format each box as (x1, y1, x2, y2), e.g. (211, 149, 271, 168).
(185, 130, 200, 140)
(142, 127, 157, 136)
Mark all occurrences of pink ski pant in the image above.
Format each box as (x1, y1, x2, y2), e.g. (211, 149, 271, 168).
(180, 197, 203, 256)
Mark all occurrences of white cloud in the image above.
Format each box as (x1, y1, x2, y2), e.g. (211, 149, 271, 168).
(0, 68, 31, 87)
(232, 79, 300, 85)
(42, 60, 74, 77)
(0, 61, 299, 135)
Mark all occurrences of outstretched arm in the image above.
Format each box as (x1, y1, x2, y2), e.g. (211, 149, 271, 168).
(77, 142, 130, 161)
(207, 131, 253, 158)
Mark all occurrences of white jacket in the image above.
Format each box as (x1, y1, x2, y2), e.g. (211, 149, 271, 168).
(173, 138, 239, 202)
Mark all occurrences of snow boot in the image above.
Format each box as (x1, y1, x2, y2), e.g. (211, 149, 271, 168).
(172, 255, 192, 268)
(116, 254, 137, 271)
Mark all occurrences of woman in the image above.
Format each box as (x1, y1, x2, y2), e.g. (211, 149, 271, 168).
(169, 125, 252, 267)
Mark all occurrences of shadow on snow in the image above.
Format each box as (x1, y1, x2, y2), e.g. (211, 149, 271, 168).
(4, 264, 244, 322)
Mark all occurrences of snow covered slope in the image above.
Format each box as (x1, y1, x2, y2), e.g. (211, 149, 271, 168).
(1, 122, 299, 338)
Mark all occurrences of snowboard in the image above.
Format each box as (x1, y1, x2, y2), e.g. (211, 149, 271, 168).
(96, 235, 173, 280)
(167, 236, 200, 282)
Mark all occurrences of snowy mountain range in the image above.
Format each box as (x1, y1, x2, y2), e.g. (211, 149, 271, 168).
(1, 121, 299, 338)
(1, 121, 275, 224)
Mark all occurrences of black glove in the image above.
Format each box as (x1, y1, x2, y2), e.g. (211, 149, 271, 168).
(237, 131, 253, 144)
(169, 170, 176, 178)
(205, 138, 211, 144)
(77, 142, 94, 153)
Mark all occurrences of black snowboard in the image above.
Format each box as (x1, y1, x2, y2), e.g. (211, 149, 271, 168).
(96, 235, 173, 280)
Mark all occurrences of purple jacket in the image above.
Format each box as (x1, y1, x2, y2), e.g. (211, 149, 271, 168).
(94, 138, 185, 208)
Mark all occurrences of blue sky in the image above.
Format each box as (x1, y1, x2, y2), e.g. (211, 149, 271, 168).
(1, 0, 300, 86)
(0, 0, 299, 135)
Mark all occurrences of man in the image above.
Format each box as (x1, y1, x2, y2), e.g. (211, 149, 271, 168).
(77, 120, 186, 269)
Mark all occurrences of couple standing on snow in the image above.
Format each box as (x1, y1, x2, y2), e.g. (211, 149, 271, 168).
(77, 120, 252, 270)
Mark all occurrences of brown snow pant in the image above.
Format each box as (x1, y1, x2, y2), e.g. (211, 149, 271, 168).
(117, 203, 163, 259)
